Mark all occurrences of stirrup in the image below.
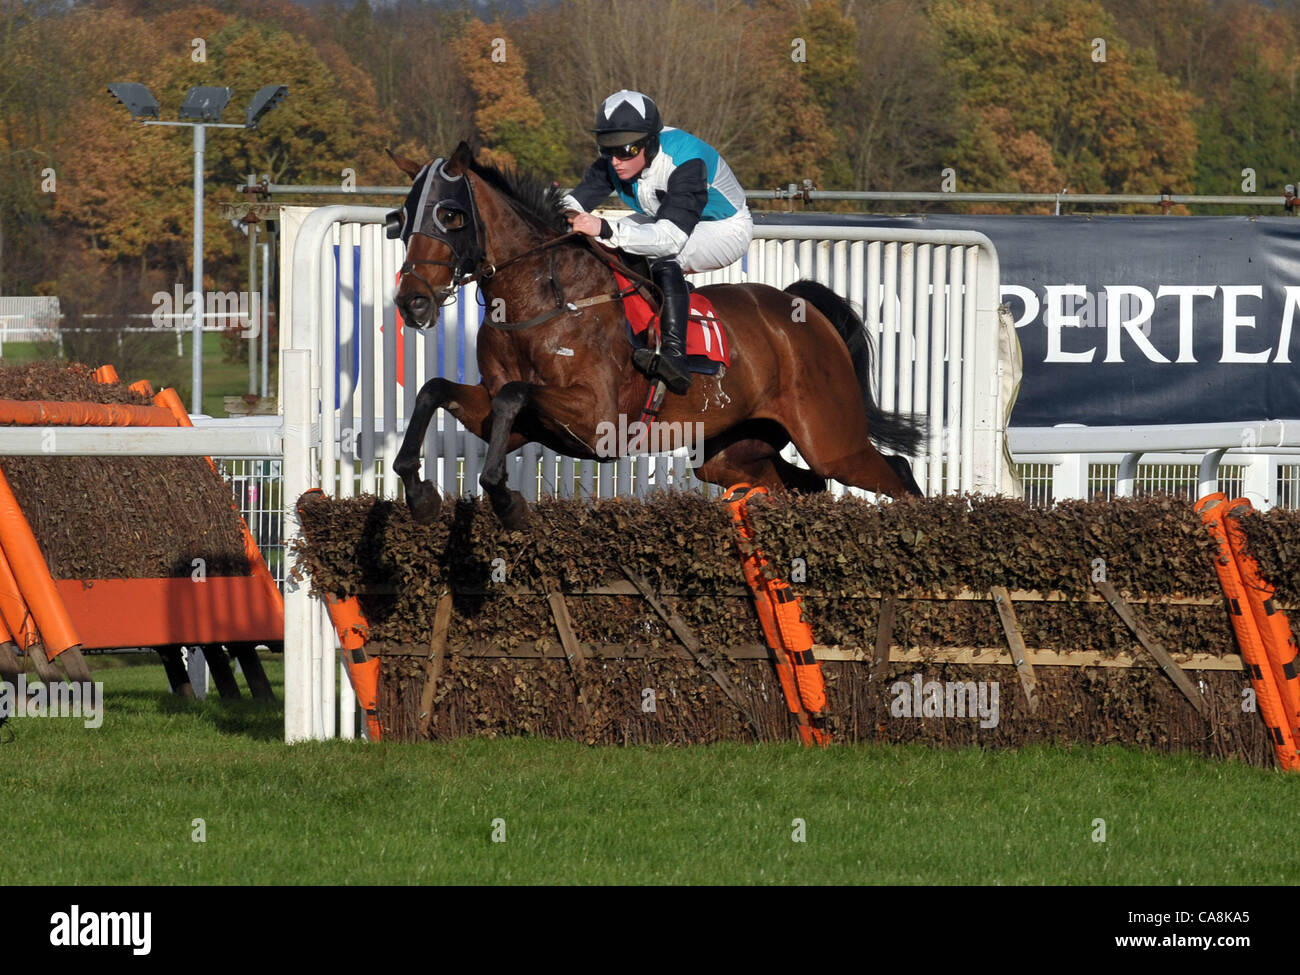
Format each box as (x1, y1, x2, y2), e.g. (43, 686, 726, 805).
(632, 347, 691, 394)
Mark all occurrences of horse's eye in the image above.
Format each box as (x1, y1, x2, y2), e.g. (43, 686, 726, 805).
(437, 206, 466, 230)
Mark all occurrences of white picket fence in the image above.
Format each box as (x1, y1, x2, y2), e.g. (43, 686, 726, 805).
(1007, 422, 1300, 508)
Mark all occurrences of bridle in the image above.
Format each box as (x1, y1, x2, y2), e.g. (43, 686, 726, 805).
(389, 157, 490, 307)
(391, 157, 659, 330)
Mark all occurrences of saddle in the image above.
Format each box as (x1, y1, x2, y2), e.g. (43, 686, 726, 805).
(612, 268, 731, 374)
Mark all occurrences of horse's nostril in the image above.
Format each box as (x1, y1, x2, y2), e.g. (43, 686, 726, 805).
(406, 295, 430, 318)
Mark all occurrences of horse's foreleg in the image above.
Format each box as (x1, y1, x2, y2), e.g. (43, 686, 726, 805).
(478, 380, 608, 529)
(393, 378, 525, 524)
(480, 381, 534, 530)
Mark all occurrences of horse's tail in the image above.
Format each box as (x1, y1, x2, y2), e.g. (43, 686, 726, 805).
(783, 280, 927, 457)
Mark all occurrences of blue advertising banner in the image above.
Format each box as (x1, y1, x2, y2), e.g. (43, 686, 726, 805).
(757, 213, 1300, 427)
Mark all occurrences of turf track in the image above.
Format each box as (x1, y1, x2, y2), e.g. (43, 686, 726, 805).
(1, 658, 1295, 885)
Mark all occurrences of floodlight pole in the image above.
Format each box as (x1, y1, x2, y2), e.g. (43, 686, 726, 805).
(112, 83, 285, 414)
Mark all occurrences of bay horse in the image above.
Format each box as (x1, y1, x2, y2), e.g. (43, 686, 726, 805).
(388, 141, 924, 529)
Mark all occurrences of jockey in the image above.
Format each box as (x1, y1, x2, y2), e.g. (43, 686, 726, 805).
(564, 89, 753, 394)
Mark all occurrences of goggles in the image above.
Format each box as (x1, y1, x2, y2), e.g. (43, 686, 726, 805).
(600, 138, 649, 160)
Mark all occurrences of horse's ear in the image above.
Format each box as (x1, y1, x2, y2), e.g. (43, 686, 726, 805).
(386, 146, 423, 179)
(444, 141, 474, 176)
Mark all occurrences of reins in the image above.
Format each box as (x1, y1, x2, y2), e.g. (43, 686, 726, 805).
(476, 231, 662, 334)
(400, 164, 662, 333)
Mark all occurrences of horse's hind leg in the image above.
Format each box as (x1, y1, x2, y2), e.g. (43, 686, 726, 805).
(883, 454, 923, 496)
(708, 445, 876, 495)
(694, 440, 787, 494)
(781, 409, 922, 498)
(771, 452, 829, 493)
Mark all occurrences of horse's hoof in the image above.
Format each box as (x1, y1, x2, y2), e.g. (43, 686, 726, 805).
(493, 489, 530, 530)
(407, 480, 441, 525)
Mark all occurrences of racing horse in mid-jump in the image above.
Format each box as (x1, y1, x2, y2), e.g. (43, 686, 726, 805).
(388, 141, 924, 529)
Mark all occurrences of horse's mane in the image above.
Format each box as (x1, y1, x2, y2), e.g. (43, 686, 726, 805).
(469, 159, 570, 235)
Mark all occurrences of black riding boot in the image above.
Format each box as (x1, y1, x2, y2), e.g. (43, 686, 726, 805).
(633, 258, 692, 395)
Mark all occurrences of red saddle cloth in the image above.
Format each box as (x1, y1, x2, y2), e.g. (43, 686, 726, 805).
(613, 270, 731, 367)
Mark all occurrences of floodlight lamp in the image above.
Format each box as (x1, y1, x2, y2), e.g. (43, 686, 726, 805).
(179, 86, 233, 122)
(107, 82, 160, 121)
(245, 85, 288, 129)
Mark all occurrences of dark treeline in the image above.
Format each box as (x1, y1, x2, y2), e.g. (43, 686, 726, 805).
(1, 0, 1295, 302)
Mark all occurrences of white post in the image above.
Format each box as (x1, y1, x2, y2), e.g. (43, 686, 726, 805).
(248, 219, 258, 395)
(261, 241, 270, 399)
(185, 646, 208, 700)
(1198, 448, 1226, 500)
(192, 124, 206, 413)
(1242, 451, 1274, 509)
(281, 348, 313, 742)
(1054, 452, 1089, 501)
(1115, 452, 1142, 497)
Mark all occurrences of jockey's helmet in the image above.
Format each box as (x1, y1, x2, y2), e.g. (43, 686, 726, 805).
(592, 89, 662, 148)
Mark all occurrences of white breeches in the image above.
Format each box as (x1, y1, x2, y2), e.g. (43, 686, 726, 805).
(617, 208, 754, 274)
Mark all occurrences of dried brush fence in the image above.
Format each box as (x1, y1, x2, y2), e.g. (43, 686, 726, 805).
(293, 491, 1300, 767)
(0, 362, 280, 700)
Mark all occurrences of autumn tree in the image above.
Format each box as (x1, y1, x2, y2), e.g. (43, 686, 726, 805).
(0, 1, 148, 293)
(930, 0, 1198, 197)
(1097, 0, 1222, 92)
(516, 0, 859, 192)
(46, 5, 391, 286)
(750, 0, 958, 193)
(453, 18, 567, 175)
(835, 1, 959, 192)
(1186, 2, 1299, 197)
(325, 0, 475, 166)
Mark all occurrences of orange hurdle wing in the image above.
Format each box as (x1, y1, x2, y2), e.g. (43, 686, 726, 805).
(1197, 494, 1300, 770)
(1223, 498, 1300, 740)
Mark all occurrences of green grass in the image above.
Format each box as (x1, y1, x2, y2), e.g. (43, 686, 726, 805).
(124, 332, 262, 417)
(0, 340, 53, 363)
(2, 657, 1297, 885)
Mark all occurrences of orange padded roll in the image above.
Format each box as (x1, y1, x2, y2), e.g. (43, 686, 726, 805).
(152, 386, 186, 417)
(322, 593, 381, 740)
(323, 593, 370, 652)
(92, 364, 119, 384)
(0, 542, 38, 651)
(771, 582, 826, 714)
(0, 399, 177, 427)
(726, 483, 829, 743)
(349, 656, 382, 741)
(0, 467, 80, 657)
